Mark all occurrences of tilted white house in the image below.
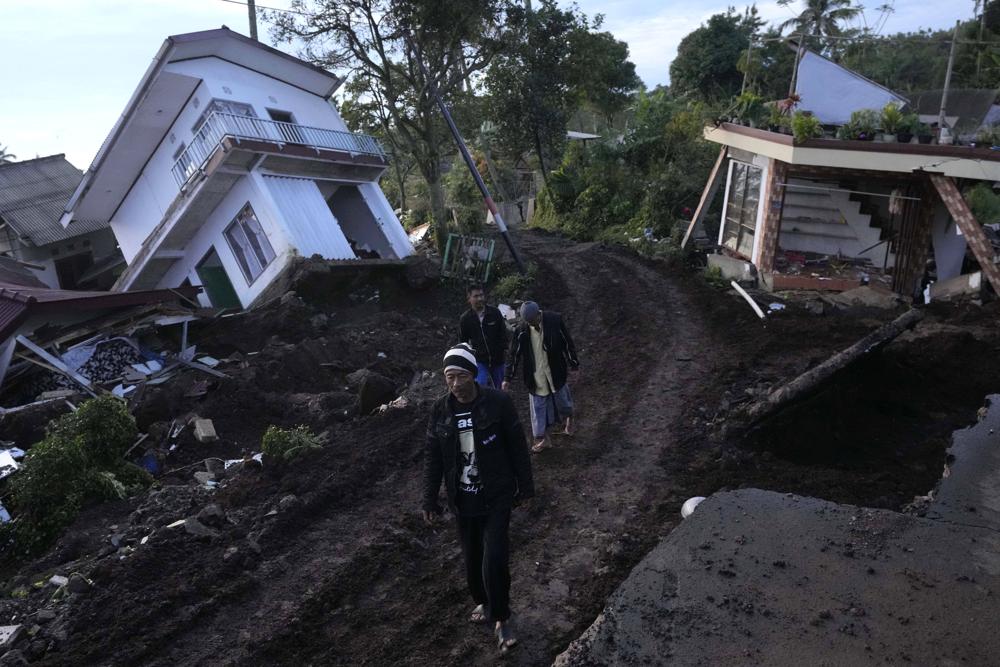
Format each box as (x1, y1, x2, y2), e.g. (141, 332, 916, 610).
(61, 28, 412, 309)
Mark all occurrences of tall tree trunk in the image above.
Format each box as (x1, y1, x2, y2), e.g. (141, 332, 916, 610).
(393, 160, 408, 212)
(419, 158, 448, 254)
(533, 127, 550, 190)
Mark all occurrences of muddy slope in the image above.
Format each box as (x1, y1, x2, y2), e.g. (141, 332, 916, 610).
(1, 231, 998, 666)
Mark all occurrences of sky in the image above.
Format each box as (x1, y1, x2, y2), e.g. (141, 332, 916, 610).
(0, 0, 975, 169)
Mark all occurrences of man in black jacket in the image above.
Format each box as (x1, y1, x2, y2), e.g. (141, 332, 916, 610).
(458, 284, 508, 389)
(422, 343, 534, 654)
(502, 301, 579, 452)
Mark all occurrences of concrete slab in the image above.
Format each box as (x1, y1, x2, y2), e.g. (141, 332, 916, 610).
(708, 254, 756, 284)
(556, 488, 1000, 666)
(925, 394, 1000, 531)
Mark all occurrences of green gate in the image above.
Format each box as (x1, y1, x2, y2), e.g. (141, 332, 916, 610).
(441, 234, 495, 283)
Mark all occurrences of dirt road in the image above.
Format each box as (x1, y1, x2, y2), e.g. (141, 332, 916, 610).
(14, 231, 999, 666)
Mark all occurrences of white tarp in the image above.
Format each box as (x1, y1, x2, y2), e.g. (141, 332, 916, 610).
(796, 51, 908, 125)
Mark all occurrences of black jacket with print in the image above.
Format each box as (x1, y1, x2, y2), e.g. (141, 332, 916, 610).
(504, 310, 579, 394)
(459, 305, 509, 368)
(423, 387, 534, 515)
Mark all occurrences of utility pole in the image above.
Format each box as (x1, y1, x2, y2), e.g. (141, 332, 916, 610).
(248, 0, 258, 41)
(413, 54, 526, 274)
(788, 34, 806, 96)
(741, 39, 755, 94)
(938, 20, 960, 143)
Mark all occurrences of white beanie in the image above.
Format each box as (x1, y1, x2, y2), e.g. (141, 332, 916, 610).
(443, 342, 477, 376)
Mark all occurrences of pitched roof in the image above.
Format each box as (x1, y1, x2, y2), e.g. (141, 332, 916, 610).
(0, 155, 108, 246)
(0, 280, 201, 341)
(908, 89, 999, 133)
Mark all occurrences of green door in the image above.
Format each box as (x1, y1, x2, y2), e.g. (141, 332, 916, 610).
(196, 248, 242, 309)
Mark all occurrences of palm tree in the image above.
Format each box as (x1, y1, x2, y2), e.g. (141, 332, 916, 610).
(779, 0, 862, 94)
(0, 144, 16, 165)
(778, 0, 862, 39)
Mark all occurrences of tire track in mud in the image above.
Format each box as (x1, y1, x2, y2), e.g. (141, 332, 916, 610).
(235, 236, 720, 666)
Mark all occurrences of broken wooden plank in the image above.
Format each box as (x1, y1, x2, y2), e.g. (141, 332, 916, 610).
(14, 335, 96, 396)
(681, 146, 727, 248)
(929, 174, 1000, 295)
(742, 308, 924, 425)
(180, 359, 230, 380)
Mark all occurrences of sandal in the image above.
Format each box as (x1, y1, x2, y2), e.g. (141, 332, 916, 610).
(496, 622, 518, 654)
(531, 439, 550, 453)
(469, 604, 487, 624)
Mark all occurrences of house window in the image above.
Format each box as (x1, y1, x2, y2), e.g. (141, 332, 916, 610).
(267, 109, 305, 143)
(224, 204, 276, 284)
(721, 161, 763, 258)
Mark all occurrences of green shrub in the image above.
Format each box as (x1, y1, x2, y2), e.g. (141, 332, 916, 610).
(3, 395, 150, 558)
(791, 112, 822, 144)
(965, 182, 1000, 224)
(262, 425, 323, 462)
(704, 265, 728, 289)
(880, 102, 904, 134)
(492, 272, 534, 302)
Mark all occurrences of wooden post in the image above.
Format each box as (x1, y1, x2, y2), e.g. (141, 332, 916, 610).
(929, 174, 1000, 295)
(681, 147, 727, 248)
(756, 159, 788, 276)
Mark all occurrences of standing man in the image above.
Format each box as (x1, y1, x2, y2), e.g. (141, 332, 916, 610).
(503, 302, 579, 453)
(459, 284, 508, 389)
(422, 343, 534, 654)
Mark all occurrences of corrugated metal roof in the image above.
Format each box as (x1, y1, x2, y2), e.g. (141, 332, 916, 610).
(0, 256, 47, 288)
(0, 155, 109, 247)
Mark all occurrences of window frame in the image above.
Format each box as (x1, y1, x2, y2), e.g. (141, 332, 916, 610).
(223, 203, 276, 285)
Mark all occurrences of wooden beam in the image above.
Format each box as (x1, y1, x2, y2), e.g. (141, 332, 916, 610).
(928, 174, 1000, 295)
(681, 146, 727, 248)
(14, 335, 96, 396)
(742, 308, 924, 426)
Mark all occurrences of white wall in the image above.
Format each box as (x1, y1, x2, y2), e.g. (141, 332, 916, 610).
(20, 227, 119, 288)
(931, 204, 967, 281)
(158, 175, 294, 308)
(264, 175, 355, 260)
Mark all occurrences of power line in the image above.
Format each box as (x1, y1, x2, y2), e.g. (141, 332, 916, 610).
(755, 32, 1000, 47)
(217, 0, 313, 17)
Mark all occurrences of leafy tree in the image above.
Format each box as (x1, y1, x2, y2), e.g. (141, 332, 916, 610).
(669, 8, 762, 101)
(268, 0, 515, 251)
(566, 21, 641, 124)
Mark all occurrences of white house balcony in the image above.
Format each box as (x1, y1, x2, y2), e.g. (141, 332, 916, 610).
(171, 111, 389, 189)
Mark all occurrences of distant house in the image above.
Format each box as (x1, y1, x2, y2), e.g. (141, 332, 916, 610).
(60, 27, 412, 310)
(908, 88, 1000, 141)
(0, 155, 122, 289)
(691, 55, 1000, 302)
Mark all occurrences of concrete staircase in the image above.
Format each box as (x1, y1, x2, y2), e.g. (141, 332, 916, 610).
(780, 178, 895, 266)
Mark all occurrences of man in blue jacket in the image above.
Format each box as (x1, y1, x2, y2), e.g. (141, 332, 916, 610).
(422, 343, 534, 654)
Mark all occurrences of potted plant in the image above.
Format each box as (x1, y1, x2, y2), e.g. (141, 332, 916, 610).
(836, 121, 858, 140)
(792, 111, 823, 144)
(974, 125, 1000, 148)
(767, 104, 792, 134)
(916, 122, 934, 144)
(880, 102, 904, 142)
(733, 91, 765, 127)
(849, 109, 878, 141)
(897, 113, 919, 144)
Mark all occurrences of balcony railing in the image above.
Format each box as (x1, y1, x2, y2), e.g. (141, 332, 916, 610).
(171, 111, 388, 188)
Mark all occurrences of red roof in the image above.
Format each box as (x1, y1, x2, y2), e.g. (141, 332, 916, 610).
(0, 281, 201, 341)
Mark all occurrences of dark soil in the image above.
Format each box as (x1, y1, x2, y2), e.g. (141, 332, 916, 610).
(1, 230, 998, 666)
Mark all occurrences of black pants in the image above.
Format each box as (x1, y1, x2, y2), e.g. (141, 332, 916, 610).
(457, 505, 512, 623)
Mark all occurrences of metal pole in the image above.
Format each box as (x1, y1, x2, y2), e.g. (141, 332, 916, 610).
(248, 0, 258, 41)
(741, 40, 754, 95)
(414, 56, 526, 274)
(938, 21, 960, 136)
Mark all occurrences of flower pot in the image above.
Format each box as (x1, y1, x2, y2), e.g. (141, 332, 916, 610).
(767, 125, 781, 133)
(897, 132, 914, 144)
(882, 133, 898, 142)
(918, 134, 933, 144)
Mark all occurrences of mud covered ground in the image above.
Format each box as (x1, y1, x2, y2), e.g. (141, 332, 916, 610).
(2, 230, 999, 666)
